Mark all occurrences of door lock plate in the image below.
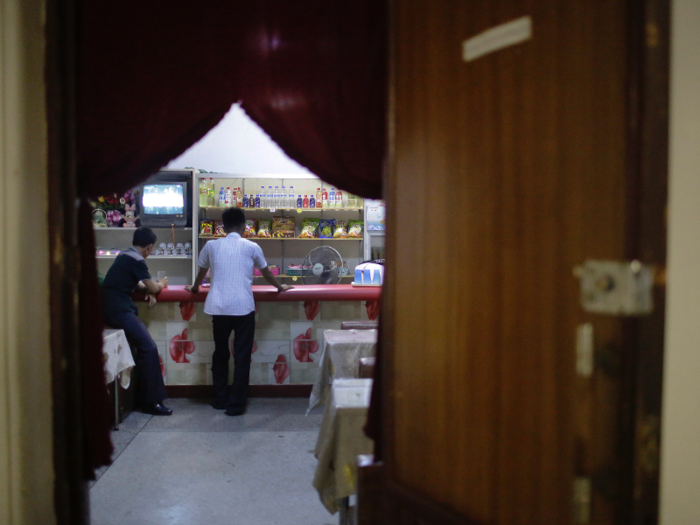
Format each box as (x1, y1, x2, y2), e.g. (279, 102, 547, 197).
(574, 260, 654, 316)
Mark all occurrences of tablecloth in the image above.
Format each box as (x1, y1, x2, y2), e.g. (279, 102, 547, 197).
(102, 329, 135, 388)
(313, 378, 374, 514)
(308, 329, 377, 413)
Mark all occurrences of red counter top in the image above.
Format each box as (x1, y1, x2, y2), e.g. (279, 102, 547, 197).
(143, 284, 381, 303)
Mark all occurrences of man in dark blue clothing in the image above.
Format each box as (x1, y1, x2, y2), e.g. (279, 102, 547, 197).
(102, 227, 172, 415)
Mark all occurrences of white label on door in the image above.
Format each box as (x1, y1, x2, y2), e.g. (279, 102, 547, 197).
(462, 16, 532, 62)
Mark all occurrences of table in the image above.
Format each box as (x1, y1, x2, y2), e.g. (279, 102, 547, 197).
(102, 329, 136, 429)
(308, 329, 378, 413)
(313, 378, 374, 517)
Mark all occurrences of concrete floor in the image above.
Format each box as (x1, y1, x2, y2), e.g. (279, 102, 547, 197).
(90, 398, 335, 525)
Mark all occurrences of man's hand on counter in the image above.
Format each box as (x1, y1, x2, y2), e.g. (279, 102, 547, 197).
(277, 284, 294, 292)
(185, 284, 199, 294)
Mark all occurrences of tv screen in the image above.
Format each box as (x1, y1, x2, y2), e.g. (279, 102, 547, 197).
(142, 184, 185, 215)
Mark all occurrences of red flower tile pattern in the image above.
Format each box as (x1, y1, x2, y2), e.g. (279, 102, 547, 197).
(179, 301, 196, 321)
(169, 328, 195, 363)
(303, 300, 320, 321)
(273, 355, 290, 384)
(293, 328, 319, 362)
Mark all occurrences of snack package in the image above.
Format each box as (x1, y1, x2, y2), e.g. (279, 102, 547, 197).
(214, 221, 225, 237)
(333, 220, 348, 238)
(319, 219, 335, 238)
(299, 218, 320, 238)
(200, 220, 214, 236)
(272, 216, 296, 238)
(257, 219, 272, 238)
(244, 219, 258, 238)
(348, 220, 363, 238)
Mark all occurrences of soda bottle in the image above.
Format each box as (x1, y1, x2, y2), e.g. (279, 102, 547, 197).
(322, 187, 329, 208)
(336, 189, 343, 208)
(316, 188, 322, 208)
(297, 194, 303, 209)
(199, 178, 208, 207)
(329, 188, 335, 208)
(236, 187, 243, 207)
(242, 194, 249, 208)
(225, 187, 232, 206)
(303, 195, 309, 208)
(309, 193, 316, 208)
(255, 194, 261, 208)
(208, 178, 215, 206)
(219, 187, 225, 207)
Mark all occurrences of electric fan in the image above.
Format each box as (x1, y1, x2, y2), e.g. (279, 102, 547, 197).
(302, 246, 343, 285)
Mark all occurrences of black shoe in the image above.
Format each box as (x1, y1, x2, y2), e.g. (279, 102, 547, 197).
(224, 406, 245, 416)
(144, 403, 173, 416)
(211, 400, 226, 410)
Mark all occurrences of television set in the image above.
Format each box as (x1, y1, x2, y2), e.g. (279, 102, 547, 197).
(138, 172, 192, 227)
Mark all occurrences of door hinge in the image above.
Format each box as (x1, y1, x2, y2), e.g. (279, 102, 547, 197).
(574, 260, 654, 316)
(574, 476, 592, 524)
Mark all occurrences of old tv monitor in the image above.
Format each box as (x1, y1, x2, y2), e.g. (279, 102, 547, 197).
(139, 181, 189, 227)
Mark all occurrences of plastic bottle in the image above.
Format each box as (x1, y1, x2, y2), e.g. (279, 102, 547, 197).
(208, 178, 215, 206)
(225, 187, 232, 206)
(260, 186, 266, 207)
(309, 193, 316, 208)
(267, 186, 274, 208)
(236, 187, 243, 207)
(329, 188, 335, 208)
(322, 187, 329, 208)
(336, 189, 343, 208)
(316, 188, 322, 208)
(281, 186, 287, 208)
(274, 186, 280, 208)
(303, 195, 309, 208)
(199, 178, 208, 207)
(288, 186, 294, 207)
(242, 194, 249, 208)
(255, 194, 261, 208)
(219, 187, 225, 207)
(297, 194, 303, 209)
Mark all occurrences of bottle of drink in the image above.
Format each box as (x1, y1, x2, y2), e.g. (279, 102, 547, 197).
(329, 188, 335, 208)
(297, 194, 303, 209)
(336, 189, 343, 208)
(288, 186, 294, 207)
(316, 188, 322, 208)
(260, 186, 266, 208)
(199, 178, 208, 207)
(303, 195, 309, 208)
(255, 194, 261, 208)
(219, 187, 225, 207)
(274, 186, 280, 208)
(309, 193, 316, 208)
(242, 194, 249, 208)
(322, 187, 329, 208)
(225, 187, 232, 206)
(281, 186, 287, 208)
(268, 186, 274, 208)
(236, 187, 243, 207)
(208, 178, 215, 206)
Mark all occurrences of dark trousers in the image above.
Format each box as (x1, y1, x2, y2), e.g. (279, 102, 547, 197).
(106, 311, 167, 406)
(212, 312, 256, 411)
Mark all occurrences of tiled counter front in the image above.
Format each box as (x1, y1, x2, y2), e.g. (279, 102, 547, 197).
(137, 299, 373, 386)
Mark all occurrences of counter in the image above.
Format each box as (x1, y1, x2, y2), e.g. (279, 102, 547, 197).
(130, 285, 381, 393)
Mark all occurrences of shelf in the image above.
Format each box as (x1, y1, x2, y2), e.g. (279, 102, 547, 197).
(199, 207, 362, 212)
(253, 274, 354, 279)
(96, 255, 192, 260)
(94, 227, 193, 231)
(199, 235, 362, 241)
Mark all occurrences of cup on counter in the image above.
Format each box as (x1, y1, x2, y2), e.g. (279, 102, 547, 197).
(354, 268, 363, 284)
(184, 242, 191, 255)
(167, 242, 175, 250)
(372, 269, 381, 285)
(159, 242, 167, 250)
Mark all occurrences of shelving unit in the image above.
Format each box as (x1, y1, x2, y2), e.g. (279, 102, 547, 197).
(96, 255, 192, 260)
(198, 235, 362, 241)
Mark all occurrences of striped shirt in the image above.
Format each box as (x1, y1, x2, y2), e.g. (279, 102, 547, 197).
(198, 233, 267, 316)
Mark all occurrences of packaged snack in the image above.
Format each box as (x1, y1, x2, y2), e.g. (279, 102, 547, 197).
(200, 220, 214, 236)
(257, 219, 272, 238)
(333, 220, 348, 238)
(244, 219, 258, 238)
(348, 220, 363, 238)
(299, 218, 320, 238)
(319, 219, 335, 238)
(214, 221, 225, 237)
(272, 216, 296, 238)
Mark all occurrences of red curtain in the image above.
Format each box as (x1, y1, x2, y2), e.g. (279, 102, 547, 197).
(77, 1, 386, 476)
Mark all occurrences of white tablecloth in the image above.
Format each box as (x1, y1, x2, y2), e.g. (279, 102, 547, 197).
(313, 378, 374, 514)
(102, 329, 135, 388)
(308, 329, 377, 413)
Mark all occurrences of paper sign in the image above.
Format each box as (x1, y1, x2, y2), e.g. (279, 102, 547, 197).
(463, 16, 532, 62)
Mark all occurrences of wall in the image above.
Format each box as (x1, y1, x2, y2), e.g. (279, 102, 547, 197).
(0, 0, 55, 523)
(167, 103, 313, 175)
(659, 0, 700, 522)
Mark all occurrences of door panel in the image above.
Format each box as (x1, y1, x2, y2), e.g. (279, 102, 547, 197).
(380, 0, 662, 523)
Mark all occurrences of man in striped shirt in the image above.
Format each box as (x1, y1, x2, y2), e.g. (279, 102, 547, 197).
(186, 207, 291, 415)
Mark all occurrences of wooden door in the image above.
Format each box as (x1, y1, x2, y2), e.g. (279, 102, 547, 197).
(379, 0, 668, 523)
